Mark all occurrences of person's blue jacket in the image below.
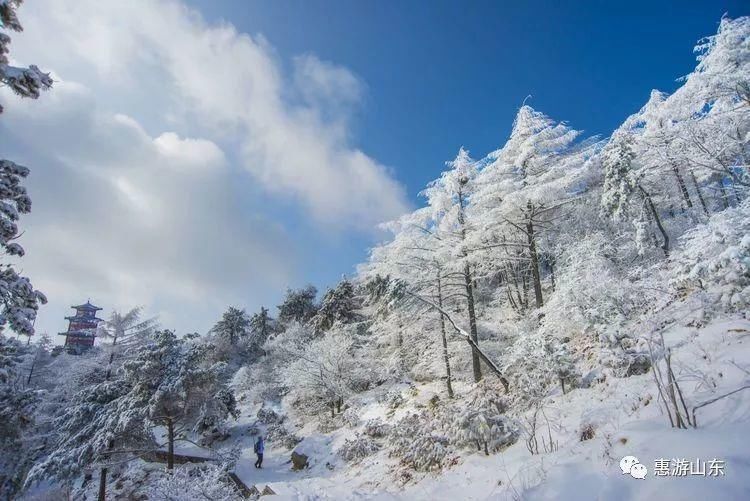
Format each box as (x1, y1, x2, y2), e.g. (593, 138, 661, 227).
(254, 437, 265, 454)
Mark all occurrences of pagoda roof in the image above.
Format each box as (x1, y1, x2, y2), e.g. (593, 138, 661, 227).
(65, 314, 104, 323)
(71, 301, 102, 311)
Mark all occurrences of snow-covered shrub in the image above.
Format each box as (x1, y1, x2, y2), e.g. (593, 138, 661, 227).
(448, 384, 519, 455)
(257, 405, 283, 424)
(671, 200, 750, 312)
(579, 422, 596, 441)
(504, 320, 574, 403)
(541, 233, 653, 377)
(382, 389, 405, 409)
(389, 412, 449, 471)
(363, 418, 391, 438)
(317, 413, 344, 433)
(337, 435, 380, 462)
(149, 464, 242, 500)
(264, 422, 301, 450)
(342, 407, 360, 428)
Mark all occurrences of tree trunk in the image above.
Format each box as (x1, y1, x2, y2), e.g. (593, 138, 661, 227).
(525, 206, 543, 308)
(690, 170, 709, 217)
(457, 186, 481, 382)
(671, 163, 693, 209)
(436, 272, 454, 398)
(167, 419, 175, 470)
(549, 258, 556, 292)
(639, 186, 669, 256)
(717, 177, 730, 209)
(97, 467, 107, 501)
(464, 262, 482, 383)
(26, 352, 37, 386)
(665, 355, 685, 429)
(98, 332, 119, 498)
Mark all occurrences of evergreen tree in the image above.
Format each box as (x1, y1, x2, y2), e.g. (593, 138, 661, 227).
(423, 147, 484, 382)
(210, 307, 250, 346)
(120, 330, 236, 469)
(277, 285, 319, 324)
(0, 0, 53, 114)
(0, 336, 35, 496)
(249, 306, 275, 345)
(310, 279, 361, 332)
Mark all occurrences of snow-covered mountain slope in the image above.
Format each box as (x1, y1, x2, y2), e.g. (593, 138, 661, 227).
(227, 311, 750, 500)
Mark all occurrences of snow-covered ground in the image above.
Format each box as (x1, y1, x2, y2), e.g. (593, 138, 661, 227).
(224, 314, 750, 500)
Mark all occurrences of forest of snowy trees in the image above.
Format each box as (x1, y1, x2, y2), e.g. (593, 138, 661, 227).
(0, 1, 749, 498)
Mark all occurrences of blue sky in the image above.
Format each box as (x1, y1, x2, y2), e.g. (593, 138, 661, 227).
(1, 0, 747, 338)
(192, 0, 748, 197)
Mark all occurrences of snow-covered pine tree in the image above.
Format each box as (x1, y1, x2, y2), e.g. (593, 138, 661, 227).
(362, 207, 459, 396)
(0, 0, 50, 339)
(601, 132, 639, 222)
(25, 359, 148, 498)
(422, 147, 484, 382)
(249, 306, 275, 346)
(210, 307, 250, 347)
(447, 382, 519, 455)
(310, 278, 361, 332)
(470, 105, 593, 311)
(100, 307, 158, 376)
(0, 0, 53, 114)
(389, 411, 450, 472)
(277, 285, 319, 325)
(0, 4, 51, 495)
(0, 336, 35, 496)
(120, 329, 237, 469)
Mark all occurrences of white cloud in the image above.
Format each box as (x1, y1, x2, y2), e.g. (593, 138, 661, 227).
(153, 132, 226, 171)
(0, 0, 409, 336)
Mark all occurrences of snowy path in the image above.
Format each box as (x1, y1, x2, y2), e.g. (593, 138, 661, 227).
(235, 446, 298, 486)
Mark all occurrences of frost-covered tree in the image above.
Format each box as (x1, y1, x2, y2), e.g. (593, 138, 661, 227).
(281, 329, 357, 416)
(149, 464, 243, 501)
(310, 278, 361, 332)
(0, 1, 50, 340)
(470, 105, 594, 311)
(249, 306, 275, 345)
(119, 330, 237, 469)
(25, 360, 147, 500)
(0, 159, 47, 338)
(601, 132, 639, 221)
(448, 383, 518, 455)
(422, 147, 484, 381)
(389, 411, 450, 472)
(22, 332, 53, 386)
(210, 307, 250, 346)
(363, 207, 460, 396)
(0, 0, 53, 114)
(0, 336, 35, 496)
(671, 199, 750, 312)
(277, 285, 319, 325)
(100, 307, 158, 376)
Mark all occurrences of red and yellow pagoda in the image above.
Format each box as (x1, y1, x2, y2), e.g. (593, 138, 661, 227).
(58, 301, 103, 354)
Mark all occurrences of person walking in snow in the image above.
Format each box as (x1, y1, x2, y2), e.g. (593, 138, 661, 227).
(254, 435, 265, 468)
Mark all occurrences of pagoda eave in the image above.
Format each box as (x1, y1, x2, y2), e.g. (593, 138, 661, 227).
(58, 331, 97, 337)
(64, 315, 104, 322)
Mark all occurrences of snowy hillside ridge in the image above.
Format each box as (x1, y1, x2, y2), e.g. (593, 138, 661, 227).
(1, 6, 750, 501)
